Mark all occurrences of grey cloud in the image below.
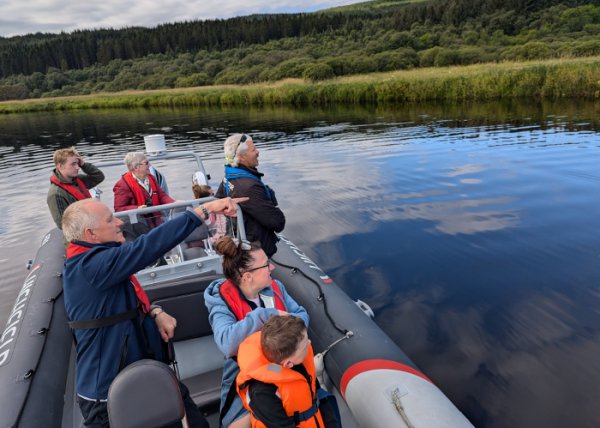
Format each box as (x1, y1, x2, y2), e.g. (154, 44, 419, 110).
(0, 0, 363, 37)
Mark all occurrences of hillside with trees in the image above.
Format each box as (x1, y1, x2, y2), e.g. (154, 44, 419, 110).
(1, 0, 600, 101)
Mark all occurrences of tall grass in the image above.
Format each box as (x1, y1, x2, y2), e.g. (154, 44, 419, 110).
(1, 58, 599, 114)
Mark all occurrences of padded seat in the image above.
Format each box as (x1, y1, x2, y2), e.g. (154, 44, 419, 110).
(182, 368, 223, 408)
(150, 276, 225, 408)
(108, 359, 184, 428)
(182, 245, 208, 261)
(153, 290, 212, 342)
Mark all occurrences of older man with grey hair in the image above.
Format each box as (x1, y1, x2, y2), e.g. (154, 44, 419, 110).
(216, 133, 285, 257)
(62, 196, 245, 428)
(113, 151, 175, 228)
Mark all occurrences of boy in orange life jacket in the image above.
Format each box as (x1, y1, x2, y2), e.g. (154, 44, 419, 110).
(236, 316, 326, 428)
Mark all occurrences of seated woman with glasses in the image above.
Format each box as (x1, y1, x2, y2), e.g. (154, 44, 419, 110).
(113, 152, 176, 231)
(204, 236, 309, 428)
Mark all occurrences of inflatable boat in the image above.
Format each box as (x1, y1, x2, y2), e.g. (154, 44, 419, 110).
(0, 140, 473, 428)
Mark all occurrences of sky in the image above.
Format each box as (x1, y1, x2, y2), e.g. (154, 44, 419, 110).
(0, 0, 365, 38)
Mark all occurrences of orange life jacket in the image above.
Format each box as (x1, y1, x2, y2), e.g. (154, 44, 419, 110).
(219, 279, 287, 320)
(50, 175, 92, 200)
(237, 331, 324, 428)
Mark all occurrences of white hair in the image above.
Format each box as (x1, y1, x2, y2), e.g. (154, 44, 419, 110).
(223, 133, 251, 167)
(124, 152, 147, 171)
(62, 199, 102, 242)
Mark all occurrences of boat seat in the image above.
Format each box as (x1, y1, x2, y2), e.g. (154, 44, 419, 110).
(170, 335, 224, 407)
(184, 368, 223, 408)
(150, 275, 225, 407)
(153, 289, 213, 342)
(183, 222, 210, 246)
(107, 359, 184, 428)
(182, 245, 208, 261)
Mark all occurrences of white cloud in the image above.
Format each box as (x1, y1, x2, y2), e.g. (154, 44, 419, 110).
(0, 0, 364, 37)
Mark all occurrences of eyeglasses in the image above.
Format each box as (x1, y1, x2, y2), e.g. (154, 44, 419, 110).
(246, 260, 271, 272)
(138, 161, 149, 166)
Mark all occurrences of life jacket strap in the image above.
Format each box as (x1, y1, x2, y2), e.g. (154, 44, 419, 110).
(292, 399, 319, 425)
(68, 308, 138, 330)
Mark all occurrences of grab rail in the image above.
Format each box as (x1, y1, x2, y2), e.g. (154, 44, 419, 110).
(113, 197, 247, 241)
(94, 150, 208, 177)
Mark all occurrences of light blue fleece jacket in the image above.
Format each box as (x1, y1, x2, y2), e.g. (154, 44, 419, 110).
(204, 278, 309, 422)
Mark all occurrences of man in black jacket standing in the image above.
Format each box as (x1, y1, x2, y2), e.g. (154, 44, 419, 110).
(215, 133, 285, 257)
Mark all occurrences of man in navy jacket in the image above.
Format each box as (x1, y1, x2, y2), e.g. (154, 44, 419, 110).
(62, 197, 244, 427)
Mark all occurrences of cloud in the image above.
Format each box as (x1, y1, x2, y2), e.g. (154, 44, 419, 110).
(0, 0, 363, 37)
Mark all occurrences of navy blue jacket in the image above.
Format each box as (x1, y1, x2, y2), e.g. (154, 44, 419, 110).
(63, 210, 203, 400)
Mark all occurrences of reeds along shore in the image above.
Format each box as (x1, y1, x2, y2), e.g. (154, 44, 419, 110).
(1, 58, 599, 114)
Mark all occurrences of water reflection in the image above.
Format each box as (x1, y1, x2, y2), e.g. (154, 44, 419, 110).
(394, 197, 519, 235)
(0, 100, 600, 428)
(376, 285, 600, 428)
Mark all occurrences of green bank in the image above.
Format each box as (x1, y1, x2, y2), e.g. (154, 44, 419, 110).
(1, 57, 599, 114)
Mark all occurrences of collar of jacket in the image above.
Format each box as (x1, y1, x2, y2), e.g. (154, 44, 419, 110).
(236, 164, 264, 178)
(53, 168, 75, 184)
(69, 239, 121, 251)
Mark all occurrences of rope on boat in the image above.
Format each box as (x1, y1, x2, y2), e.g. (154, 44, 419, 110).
(314, 331, 354, 390)
(391, 387, 416, 428)
(271, 258, 348, 335)
(320, 331, 354, 356)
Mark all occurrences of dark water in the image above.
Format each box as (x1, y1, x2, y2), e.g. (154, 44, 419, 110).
(1, 101, 599, 428)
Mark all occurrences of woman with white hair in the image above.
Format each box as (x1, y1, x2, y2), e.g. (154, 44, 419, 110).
(113, 151, 175, 228)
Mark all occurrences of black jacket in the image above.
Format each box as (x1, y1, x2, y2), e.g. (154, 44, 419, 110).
(216, 165, 285, 257)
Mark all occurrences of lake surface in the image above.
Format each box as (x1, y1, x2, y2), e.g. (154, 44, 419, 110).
(1, 101, 599, 428)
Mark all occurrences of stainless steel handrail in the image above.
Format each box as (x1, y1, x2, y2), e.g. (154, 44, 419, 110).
(94, 150, 208, 177)
(113, 197, 246, 242)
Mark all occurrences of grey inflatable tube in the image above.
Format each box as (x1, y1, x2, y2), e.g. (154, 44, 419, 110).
(0, 229, 71, 428)
(271, 234, 421, 393)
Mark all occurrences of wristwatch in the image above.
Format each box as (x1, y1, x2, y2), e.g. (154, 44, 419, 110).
(200, 205, 210, 222)
(150, 304, 163, 319)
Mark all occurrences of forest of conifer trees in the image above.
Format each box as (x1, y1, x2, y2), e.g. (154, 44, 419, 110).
(1, 0, 600, 101)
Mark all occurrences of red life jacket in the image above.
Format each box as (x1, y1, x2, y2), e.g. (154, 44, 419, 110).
(122, 172, 160, 208)
(50, 175, 92, 200)
(219, 279, 287, 320)
(66, 242, 150, 313)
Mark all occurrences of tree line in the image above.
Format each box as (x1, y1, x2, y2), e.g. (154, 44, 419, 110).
(1, 0, 600, 101)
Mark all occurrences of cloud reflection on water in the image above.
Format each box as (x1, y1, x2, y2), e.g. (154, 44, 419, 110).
(271, 132, 520, 240)
(392, 196, 519, 235)
(376, 284, 600, 428)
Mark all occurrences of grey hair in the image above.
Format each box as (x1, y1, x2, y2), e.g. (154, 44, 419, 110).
(223, 133, 251, 167)
(124, 152, 147, 171)
(62, 199, 102, 242)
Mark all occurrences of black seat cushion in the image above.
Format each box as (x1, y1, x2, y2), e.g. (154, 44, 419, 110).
(153, 291, 212, 342)
(108, 359, 183, 428)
